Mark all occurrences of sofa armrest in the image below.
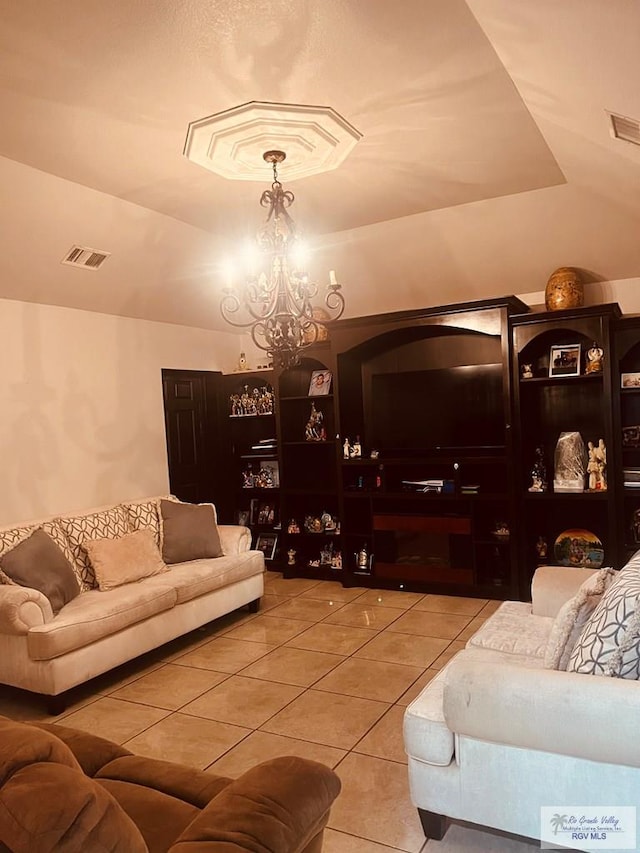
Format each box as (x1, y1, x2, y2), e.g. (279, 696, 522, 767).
(170, 756, 340, 853)
(0, 585, 53, 633)
(531, 565, 598, 616)
(218, 525, 251, 556)
(443, 657, 640, 767)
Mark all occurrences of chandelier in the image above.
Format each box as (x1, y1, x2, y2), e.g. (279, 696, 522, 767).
(220, 150, 345, 370)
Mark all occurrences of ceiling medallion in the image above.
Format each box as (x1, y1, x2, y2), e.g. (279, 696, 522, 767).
(184, 100, 361, 181)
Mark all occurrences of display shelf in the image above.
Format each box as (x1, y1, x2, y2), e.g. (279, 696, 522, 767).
(511, 304, 620, 595)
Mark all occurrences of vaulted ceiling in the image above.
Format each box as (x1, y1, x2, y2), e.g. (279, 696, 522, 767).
(0, 0, 638, 330)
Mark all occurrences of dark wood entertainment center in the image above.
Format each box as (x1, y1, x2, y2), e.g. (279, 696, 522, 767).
(171, 296, 640, 601)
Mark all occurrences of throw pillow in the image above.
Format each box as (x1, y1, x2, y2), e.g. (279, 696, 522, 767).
(160, 499, 223, 564)
(84, 529, 168, 591)
(0, 528, 80, 614)
(56, 506, 131, 590)
(544, 567, 617, 670)
(568, 563, 640, 678)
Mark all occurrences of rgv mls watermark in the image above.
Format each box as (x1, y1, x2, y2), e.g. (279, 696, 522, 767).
(541, 807, 636, 850)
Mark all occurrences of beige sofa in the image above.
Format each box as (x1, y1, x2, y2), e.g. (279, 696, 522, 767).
(0, 496, 264, 711)
(404, 561, 640, 849)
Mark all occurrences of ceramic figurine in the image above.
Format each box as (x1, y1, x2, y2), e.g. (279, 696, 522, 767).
(287, 549, 296, 566)
(528, 446, 547, 492)
(521, 363, 533, 380)
(343, 437, 351, 459)
(350, 435, 362, 458)
(585, 343, 604, 375)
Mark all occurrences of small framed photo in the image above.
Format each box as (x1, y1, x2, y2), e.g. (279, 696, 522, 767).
(549, 344, 581, 378)
(236, 509, 250, 526)
(255, 533, 278, 560)
(308, 369, 332, 396)
(622, 372, 640, 388)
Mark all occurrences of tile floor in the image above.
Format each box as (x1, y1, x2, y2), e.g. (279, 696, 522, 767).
(0, 573, 542, 853)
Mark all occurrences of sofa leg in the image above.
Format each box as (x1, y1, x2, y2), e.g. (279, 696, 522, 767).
(418, 808, 448, 840)
(247, 598, 261, 613)
(45, 694, 67, 716)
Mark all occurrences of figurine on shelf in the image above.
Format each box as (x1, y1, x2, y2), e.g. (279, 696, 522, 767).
(535, 535, 548, 562)
(287, 549, 297, 566)
(585, 342, 604, 375)
(521, 363, 533, 380)
(331, 551, 342, 570)
(321, 510, 336, 531)
(350, 435, 362, 458)
(528, 446, 547, 493)
(596, 438, 607, 490)
(287, 518, 300, 534)
(355, 543, 371, 573)
(305, 402, 326, 441)
(343, 437, 351, 459)
(587, 441, 599, 491)
(320, 543, 334, 566)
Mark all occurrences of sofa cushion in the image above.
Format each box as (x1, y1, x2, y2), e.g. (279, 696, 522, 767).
(543, 566, 618, 670)
(403, 646, 545, 766)
(568, 561, 640, 679)
(85, 529, 169, 591)
(0, 528, 80, 613)
(467, 601, 553, 658)
(27, 583, 177, 660)
(0, 718, 147, 853)
(56, 505, 131, 590)
(144, 551, 264, 605)
(160, 500, 223, 564)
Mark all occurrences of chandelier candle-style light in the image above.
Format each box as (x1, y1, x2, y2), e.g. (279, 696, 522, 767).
(220, 150, 345, 370)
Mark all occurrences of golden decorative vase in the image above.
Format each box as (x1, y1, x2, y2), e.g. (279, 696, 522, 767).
(544, 267, 584, 312)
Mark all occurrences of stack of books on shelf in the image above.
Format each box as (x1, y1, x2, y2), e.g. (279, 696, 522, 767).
(623, 468, 640, 489)
(460, 484, 480, 495)
(251, 438, 277, 453)
(401, 479, 455, 493)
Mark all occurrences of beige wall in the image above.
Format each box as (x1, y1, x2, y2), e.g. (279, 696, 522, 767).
(0, 298, 239, 526)
(3, 276, 638, 527)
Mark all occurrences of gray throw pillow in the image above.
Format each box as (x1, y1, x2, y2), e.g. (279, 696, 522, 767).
(160, 500, 223, 564)
(0, 528, 80, 613)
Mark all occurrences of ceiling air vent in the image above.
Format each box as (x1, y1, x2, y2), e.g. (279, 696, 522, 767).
(608, 112, 640, 147)
(61, 245, 110, 270)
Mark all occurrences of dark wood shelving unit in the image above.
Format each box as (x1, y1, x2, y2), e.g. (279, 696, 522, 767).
(510, 303, 620, 597)
(211, 298, 640, 600)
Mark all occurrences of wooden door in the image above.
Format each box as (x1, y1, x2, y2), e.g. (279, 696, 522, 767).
(162, 370, 220, 504)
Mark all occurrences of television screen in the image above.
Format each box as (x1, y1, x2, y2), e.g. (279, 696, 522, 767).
(369, 364, 505, 452)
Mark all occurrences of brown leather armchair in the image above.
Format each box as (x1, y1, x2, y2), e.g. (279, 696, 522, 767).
(0, 716, 340, 852)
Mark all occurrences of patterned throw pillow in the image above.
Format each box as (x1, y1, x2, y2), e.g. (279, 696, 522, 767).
(123, 498, 163, 548)
(568, 563, 640, 679)
(56, 506, 130, 590)
(0, 525, 38, 560)
(544, 567, 618, 670)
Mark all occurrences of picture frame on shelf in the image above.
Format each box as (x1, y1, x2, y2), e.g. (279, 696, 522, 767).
(308, 369, 332, 396)
(255, 533, 278, 561)
(249, 498, 260, 525)
(549, 344, 581, 378)
(236, 509, 250, 526)
(621, 372, 640, 388)
(257, 501, 276, 525)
